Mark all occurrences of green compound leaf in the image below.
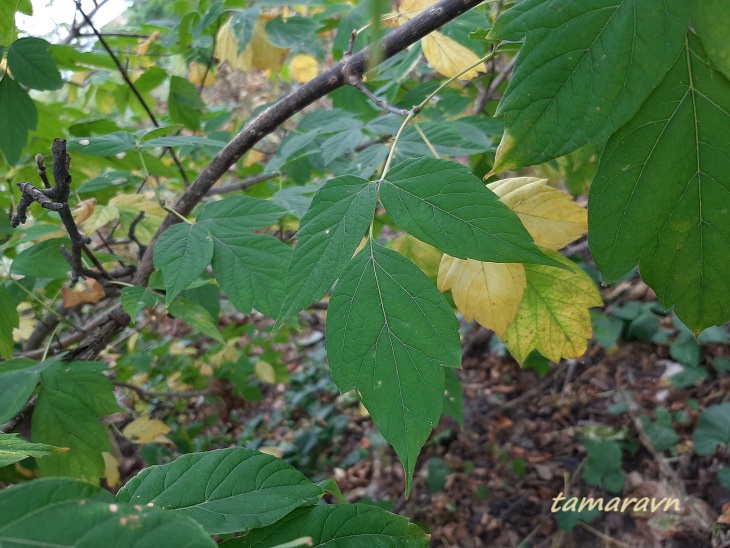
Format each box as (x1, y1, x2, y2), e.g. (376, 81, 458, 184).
(220, 504, 429, 548)
(381, 158, 554, 266)
(693, 403, 730, 456)
(326, 239, 461, 495)
(10, 238, 71, 279)
(120, 286, 160, 317)
(198, 195, 288, 233)
(489, 0, 690, 171)
(7, 37, 63, 90)
(117, 447, 324, 535)
(280, 176, 376, 319)
(0, 75, 37, 165)
(589, 34, 730, 332)
(0, 283, 19, 359)
(153, 222, 213, 305)
(32, 361, 120, 484)
(0, 358, 53, 424)
(168, 297, 223, 343)
(210, 232, 291, 318)
(692, 0, 730, 80)
(0, 478, 214, 547)
(0, 433, 67, 468)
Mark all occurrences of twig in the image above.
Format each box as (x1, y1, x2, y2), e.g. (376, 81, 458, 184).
(114, 381, 210, 401)
(61, 0, 110, 44)
(35, 154, 51, 188)
(473, 55, 516, 114)
(348, 76, 410, 116)
(75, 1, 191, 187)
(208, 172, 280, 195)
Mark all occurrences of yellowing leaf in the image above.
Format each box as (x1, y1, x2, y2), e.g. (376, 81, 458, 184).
(390, 233, 442, 283)
(62, 279, 106, 308)
(136, 30, 161, 57)
(122, 417, 173, 445)
(82, 204, 120, 234)
(488, 178, 587, 250)
(72, 198, 97, 224)
(255, 360, 276, 384)
(215, 18, 289, 74)
(421, 32, 484, 80)
(13, 316, 36, 342)
(243, 149, 264, 168)
(109, 194, 166, 218)
(290, 54, 318, 83)
(502, 250, 602, 363)
(188, 62, 216, 87)
(438, 255, 526, 336)
(102, 452, 120, 488)
(386, 0, 484, 80)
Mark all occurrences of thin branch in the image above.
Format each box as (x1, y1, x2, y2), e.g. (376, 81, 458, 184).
(75, 1, 191, 187)
(208, 172, 280, 195)
(114, 381, 210, 401)
(61, 0, 110, 45)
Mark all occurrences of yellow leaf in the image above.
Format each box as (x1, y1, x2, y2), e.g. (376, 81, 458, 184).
(438, 255, 527, 337)
(109, 194, 167, 244)
(255, 360, 276, 384)
(13, 316, 36, 342)
(258, 445, 284, 458)
(122, 417, 173, 445)
(390, 234, 442, 283)
(102, 452, 120, 488)
(188, 62, 216, 87)
(502, 250, 602, 363)
(136, 30, 161, 57)
(243, 149, 264, 168)
(290, 54, 318, 83)
(250, 21, 289, 72)
(82, 204, 120, 234)
(488, 177, 587, 250)
(215, 19, 254, 71)
(421, 32, 484, 80)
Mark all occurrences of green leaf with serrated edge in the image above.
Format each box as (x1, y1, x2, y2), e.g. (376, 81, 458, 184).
(488, 0, 690, 171)
(10, 238, 71, 279)
(117, 447, 324, 535)
(140, 136, 228, 149)
(67, 131, 136, 156)
(381, 158, 555, 266)
(280, 176, 376, 320)
(168, 297, 224, 343)
(588, 34, 730, 332)
(0, 478, 215, 547)
(210, 232, 290, 318)
(0, 433, 66, 468)
(326, 239, 461, 496)
(693, 0, 730, 80)
(693, 403, 730, 456)
(0, 358, 53, 424)
(32, 361, 119, 484)
(0, 284, 18, 359)
(0, 76, 37, 165)
(442, 368, 463, 428)
(120, 286, 159, 317)
(7, 37, 62, 90)
(219, 504, 429, 548)
(168, 75, 205, 130)
(198, 196, 288, 232)
(153, 222, 213, 305)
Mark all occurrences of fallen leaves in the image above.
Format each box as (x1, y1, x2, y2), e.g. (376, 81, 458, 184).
(438, 177, 600, 363)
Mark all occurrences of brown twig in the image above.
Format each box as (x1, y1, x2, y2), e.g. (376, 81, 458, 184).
(114, 381, 210, 401)
(208, 172, 280, 195)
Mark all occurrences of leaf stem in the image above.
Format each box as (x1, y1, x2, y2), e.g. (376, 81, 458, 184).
(412, 121, 439, 158)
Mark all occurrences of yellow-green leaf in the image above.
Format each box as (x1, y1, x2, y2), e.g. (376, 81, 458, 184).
(502, 251, 602, 363)
(438, 255, 526, 336)
(488, 177, 587, 250)
(389, 234, 442, 283)
(122, 417, 173, 445)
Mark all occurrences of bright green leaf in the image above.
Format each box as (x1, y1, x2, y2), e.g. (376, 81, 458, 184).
(198, 196, 287, 233)
(210, 232, 290, 318)
(7, 37, 62, 90)
(442, 368, 463, 427)
(326, 239, 461, 495)
(168, 76, 205, 130)
(589, 35, 730, 332)
(168, 297, 224, 343)
(117, 447, 324, 535)
(280, 176, 376, 319)
(10, 238, 71, 279)
(220, 504, 428, 547)
(0, 75, 37, 165)
(153, 222, 213, 305)
(0, 358, 52, 424)
(67, 131, 137, 156)
(0, 478, 214, 547)
(489, 0, 690, 170)
(381, 158, 554, 266)
(141, 136, 228, 149)
(32, 361, 119, 484)
(0, 433, 66, 468)
(120, 286, 160, 317)
(0, 284, 19, 359)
